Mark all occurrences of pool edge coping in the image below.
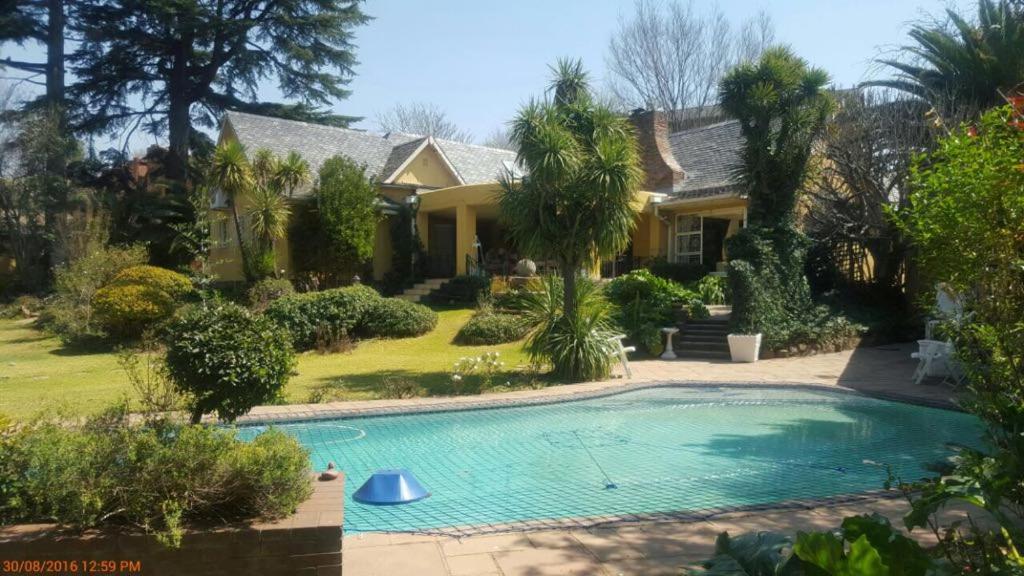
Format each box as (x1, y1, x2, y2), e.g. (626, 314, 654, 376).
(234, 379, 962, 426)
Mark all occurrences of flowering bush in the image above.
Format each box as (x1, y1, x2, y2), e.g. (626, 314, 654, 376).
(450, 352, 506, 393)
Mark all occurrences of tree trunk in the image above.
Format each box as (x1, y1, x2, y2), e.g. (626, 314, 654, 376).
(165, 36, 192, 184)
(229, 199, 252, 281)
(190, 406, 204, 425)
(45, 0, 64, 109)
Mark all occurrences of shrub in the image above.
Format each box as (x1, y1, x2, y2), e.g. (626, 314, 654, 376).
(108, 265, 193, 299)
(378, 376, 426, 399)
(456, 310, 529, 345)
(42, 244, 148, 344)
(427, 275, 491, 305)
(362, 298, 438, 338)
(606, 270, 707, 354)
(647, 257, 708, 283)
(91, 265, 193, 339)
(264, 285, 380, 350)
(247, 277, 295, 311)
(164, 302, 295, 423)
(93, 284, 177, 338)
(0, 408, 311, 546)
(0, 295, 43, 319)
(519, 276, 617, 382)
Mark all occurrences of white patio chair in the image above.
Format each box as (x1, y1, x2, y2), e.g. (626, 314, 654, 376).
(911, 339, 952, 386)
(608, 334, 636, 379)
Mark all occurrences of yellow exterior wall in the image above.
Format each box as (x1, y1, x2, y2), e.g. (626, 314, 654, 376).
(393, 146, 461, 188)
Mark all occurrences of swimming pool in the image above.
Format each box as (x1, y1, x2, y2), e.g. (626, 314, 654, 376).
(237, 386, 982, 534)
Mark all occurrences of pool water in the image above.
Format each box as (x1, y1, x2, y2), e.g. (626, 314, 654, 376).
(237, 386, 982, 534)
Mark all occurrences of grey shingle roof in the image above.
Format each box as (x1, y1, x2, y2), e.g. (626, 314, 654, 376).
(223, 111, 516, 196)
(668, 119, 744, 200)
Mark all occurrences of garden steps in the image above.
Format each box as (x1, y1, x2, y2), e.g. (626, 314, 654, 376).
(396, 278, 450, 302)
(675, 316, 731, 359)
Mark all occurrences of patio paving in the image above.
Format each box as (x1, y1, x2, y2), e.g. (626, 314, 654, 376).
(329, 345, 963, 575)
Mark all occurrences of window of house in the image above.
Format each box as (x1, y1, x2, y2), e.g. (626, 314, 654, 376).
(674, 215, 702, 265)
(213, 218, 231, 247)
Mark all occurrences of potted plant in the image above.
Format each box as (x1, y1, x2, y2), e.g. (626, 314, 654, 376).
(727, 333, 762, 362)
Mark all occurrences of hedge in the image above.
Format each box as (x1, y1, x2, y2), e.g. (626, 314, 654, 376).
(455, 311, 530, 345)
(362, 298, 438, 338)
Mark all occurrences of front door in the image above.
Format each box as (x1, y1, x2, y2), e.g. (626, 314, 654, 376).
(427, 219, 456, 278)
(702, 217, 731, 268)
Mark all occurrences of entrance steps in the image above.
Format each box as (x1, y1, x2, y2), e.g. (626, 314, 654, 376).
(395, 278, 449, 302)
(675, 313, 731, 360)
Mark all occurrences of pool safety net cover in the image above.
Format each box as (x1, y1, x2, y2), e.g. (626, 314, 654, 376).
(237, 386, 981, 535)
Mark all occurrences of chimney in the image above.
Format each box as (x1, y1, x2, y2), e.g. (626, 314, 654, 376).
(629, 109, 684, 192)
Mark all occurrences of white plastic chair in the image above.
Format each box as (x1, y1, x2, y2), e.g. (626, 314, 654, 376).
(911, 339, 953, 385)
(608, 334, 636, 379)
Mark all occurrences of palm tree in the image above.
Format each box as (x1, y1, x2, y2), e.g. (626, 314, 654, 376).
(275, 151, 312, 197)
(865, 0, 1024, 121)
(500, 59, 642, 381)
(719, 46, 833, 229)
(209, 140, 255, 279)
(247, 184, 292, 277)
(500, 58, 643, 321)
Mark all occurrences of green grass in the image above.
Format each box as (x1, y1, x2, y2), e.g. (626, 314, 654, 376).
(0, 308, 532, 420)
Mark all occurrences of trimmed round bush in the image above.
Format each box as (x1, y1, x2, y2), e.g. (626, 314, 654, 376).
(362, 298, 438, 338)
(455, 311, 529, 345)
(109, 265, 193, 299)
(263, 285, 380, 350)
(247, 277, 295, 310)
(164, 302, 295, 423)
(92, 283, 177, 338)
(91, 265, 193, 339)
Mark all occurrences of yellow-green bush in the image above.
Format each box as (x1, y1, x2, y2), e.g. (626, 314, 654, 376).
(92, 284, 177, 338)
(109, 265, 193, 299)
(91, 266, 192, 339)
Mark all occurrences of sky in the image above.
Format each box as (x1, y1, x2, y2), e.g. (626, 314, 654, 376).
(1, 0, 967, 153)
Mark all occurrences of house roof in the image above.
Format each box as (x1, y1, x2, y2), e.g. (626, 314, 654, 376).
(222, 111, 517, 196)
(667, 119, 744, 200)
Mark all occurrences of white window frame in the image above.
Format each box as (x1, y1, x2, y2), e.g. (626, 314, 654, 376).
(674, 214, 703, 265)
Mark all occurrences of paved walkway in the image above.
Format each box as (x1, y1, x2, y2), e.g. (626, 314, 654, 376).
(246, 344, 962, 575)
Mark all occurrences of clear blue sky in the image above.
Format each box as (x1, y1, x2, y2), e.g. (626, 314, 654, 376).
(2, 0, 965, 152)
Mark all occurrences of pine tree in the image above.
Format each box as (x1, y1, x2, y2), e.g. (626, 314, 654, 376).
(70, 0, 370, 182)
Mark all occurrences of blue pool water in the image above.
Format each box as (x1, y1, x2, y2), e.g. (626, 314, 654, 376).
(237, 386, 982, 534)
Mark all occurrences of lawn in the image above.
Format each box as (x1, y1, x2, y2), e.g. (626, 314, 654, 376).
(0, 308, 531, 420)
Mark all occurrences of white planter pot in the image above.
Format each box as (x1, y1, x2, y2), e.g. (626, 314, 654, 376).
(728, 333, 762, 363)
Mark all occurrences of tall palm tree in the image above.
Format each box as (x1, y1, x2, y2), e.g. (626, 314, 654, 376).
(250, 148, 281, 189)
(500, 58, 642, 335)
(275, 151, 312, 197)
(865, 0, 1024, 120)
(209, 140, 255, 279)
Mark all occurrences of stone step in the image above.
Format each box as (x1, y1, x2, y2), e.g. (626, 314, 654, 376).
(676, 341, 730, 353)
(395, 293, 422, 302)
(679, 334, 727, 344)
(405, 287, 432, 296)
(674, 348, 731, 360)
(681, 327, 730, 337)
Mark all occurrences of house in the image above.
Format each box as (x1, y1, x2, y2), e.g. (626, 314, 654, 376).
(208, 108, 748, 283)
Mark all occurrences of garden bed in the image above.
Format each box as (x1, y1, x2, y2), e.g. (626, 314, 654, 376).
(0, 476, 345, 576)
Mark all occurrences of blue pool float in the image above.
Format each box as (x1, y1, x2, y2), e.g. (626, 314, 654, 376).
(353, 469, 431, 505)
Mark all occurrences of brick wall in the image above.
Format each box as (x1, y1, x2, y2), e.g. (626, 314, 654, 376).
(0, 475, 345, 576)
(629, 109, 684, 192)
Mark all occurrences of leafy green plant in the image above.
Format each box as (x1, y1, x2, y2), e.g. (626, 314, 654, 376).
(107, 265, 193, 299)
(647, 257, 709, 284)
(378, 376, 426, 399)
(455, 310, 530, 345)
(450, 351, 506, 393)
(695, 274, 729, 305)
(91, 265, 194, 339)
(700, 514, 932, 575)
(518, 275, 617, 382)
(362, 298, 438, 338)
(164, 302, 295, 423)
(605, 269, 707, 354)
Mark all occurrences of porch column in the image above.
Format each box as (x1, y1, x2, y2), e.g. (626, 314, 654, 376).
(455, 203, 476, 276)
(649, 214, 664, 258)
(416, 211, 429, 248)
